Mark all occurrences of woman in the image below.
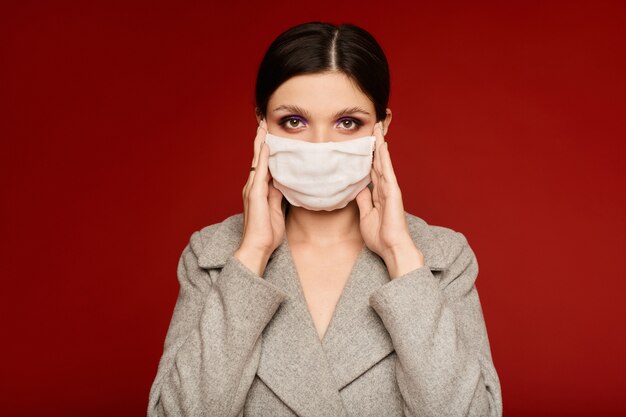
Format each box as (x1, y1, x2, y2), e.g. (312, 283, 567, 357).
(148, 22, 503, 417)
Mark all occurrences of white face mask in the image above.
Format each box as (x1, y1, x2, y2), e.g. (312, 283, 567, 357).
(264, 131, 376, 211)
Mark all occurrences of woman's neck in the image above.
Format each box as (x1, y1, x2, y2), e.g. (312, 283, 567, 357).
(284, 200, 363, 247)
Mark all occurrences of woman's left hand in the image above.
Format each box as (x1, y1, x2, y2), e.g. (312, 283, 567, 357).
(356, 122, 425, 279)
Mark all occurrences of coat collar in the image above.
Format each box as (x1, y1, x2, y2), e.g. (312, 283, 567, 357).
(197, 211, 446, 417)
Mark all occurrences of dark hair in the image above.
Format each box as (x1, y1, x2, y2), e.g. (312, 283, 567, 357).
(255, 22, 390, 122)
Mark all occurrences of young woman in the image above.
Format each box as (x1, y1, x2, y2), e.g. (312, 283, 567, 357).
(148, 22, 503, 417)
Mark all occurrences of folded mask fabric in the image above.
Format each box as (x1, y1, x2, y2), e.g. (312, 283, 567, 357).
(264, 132, 376, 211)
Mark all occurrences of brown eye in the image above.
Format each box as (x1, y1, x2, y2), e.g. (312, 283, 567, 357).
(279, 116, 307, 130)
(337, 117, 363, 130)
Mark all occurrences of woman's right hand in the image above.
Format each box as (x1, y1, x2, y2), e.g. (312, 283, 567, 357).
(233, 119, 286, 277)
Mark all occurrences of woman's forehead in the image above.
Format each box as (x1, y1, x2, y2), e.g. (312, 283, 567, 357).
(268, 72, 374, 117)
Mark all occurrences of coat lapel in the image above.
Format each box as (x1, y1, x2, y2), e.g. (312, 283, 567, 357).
(318, 212, 447, 390)
(318, 244, 395, 390)
(196, 211, 447, 417)
(256, 237, 349, 417)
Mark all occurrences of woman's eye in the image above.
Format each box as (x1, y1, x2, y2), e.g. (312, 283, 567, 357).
(280, 116, 306, 129)
(337, 118, 362, 130)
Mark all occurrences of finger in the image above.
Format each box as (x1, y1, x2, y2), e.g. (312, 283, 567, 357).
(244, 118, 267, 198)
(242, 182, 248, 231)
(370, 165, 381, 207)
(250, 118, 267, 176)
(374, 121, 385, 147)
(373, 122, 385, 177)
(268, 178, 284, 214)
(372, 142, 382, 177)
(380, 141, 398, 185)
(355, 185, 373, 217)
(250, 140, 270, 198)
(372, 144, 383, 188)
(245, 142, 269, 225)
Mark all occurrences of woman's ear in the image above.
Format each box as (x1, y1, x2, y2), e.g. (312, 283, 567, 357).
(255, 107, 264, 125)
(382, 108, 392, 136)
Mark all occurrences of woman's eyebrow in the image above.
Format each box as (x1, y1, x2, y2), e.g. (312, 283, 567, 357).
(272, 105, 312, 119)
(272, 105, 371, 119)
(332, 107, 371, 118)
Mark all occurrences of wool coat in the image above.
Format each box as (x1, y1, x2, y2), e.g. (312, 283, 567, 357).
(147, 210, 503, 416)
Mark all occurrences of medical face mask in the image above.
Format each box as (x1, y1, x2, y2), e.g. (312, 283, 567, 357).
(264, 131, 376, 211)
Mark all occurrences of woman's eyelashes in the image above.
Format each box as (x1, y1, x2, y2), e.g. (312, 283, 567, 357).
(277, 115, 364, 132)
(278, 115, 307, 130)
(336, 117, 363, 130)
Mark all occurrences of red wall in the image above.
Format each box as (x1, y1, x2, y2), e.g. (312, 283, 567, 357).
(1, 1, 624, 416)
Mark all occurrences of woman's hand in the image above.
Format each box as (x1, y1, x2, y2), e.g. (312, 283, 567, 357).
(355, 122, 425, 279)
(234, 119, 286, 277)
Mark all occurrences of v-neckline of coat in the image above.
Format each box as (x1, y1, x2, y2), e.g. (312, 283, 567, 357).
(281, 234, 369, 346)
(256, 229, 397, 415)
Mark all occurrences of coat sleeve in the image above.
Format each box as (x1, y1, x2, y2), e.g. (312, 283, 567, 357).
(368, 231, 503, 417)
(147, 231, 289, 417)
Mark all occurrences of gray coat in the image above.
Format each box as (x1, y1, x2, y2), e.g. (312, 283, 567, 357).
(147, 211, 503, 416)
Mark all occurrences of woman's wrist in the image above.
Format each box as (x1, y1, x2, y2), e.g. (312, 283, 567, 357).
(381, 241, 425, 280)
(233, 245, 271, 277)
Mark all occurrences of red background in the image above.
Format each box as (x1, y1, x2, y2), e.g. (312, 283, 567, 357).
(1, 1, 624, 416)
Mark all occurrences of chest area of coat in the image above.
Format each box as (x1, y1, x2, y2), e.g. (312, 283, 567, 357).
(289, 242, 363, 341)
